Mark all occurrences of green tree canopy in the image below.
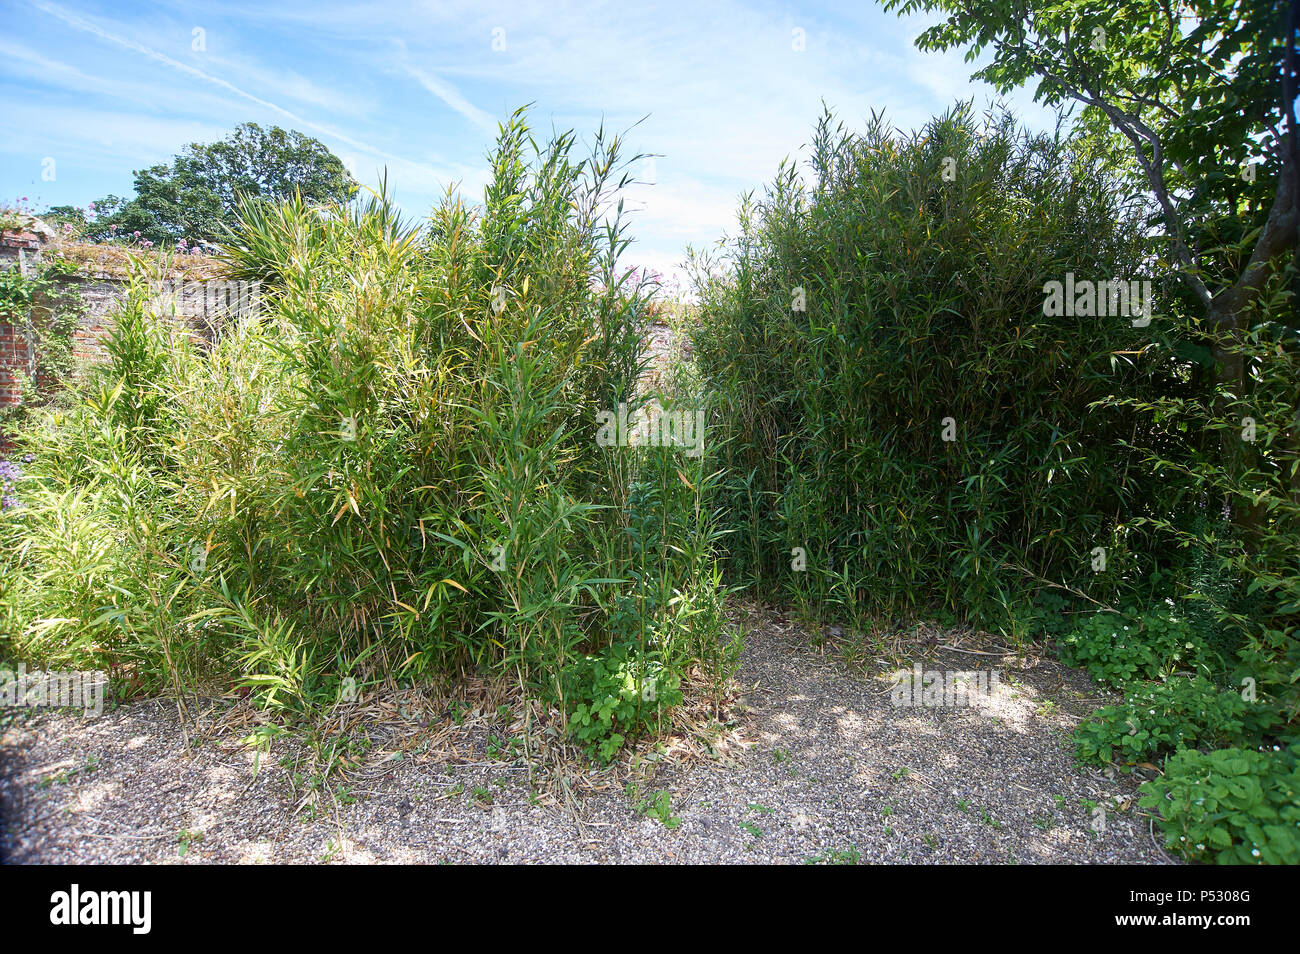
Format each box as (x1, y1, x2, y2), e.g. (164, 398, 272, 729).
(883, 0, 1297, 337)
(77, 123, 357, 247)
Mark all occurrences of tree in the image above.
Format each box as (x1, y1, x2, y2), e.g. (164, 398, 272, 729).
(885, 2, 1300, 734)
(80, 123, 357, 246)
(883, 0, 1297, 366)
(885, 0, 1299, 535)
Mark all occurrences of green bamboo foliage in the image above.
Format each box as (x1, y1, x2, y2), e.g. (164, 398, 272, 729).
(1, 109, 734, 759)
(691, 105, 1164, 633)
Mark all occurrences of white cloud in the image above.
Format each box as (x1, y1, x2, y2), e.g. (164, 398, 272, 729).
(0, 38, 266, 125)
(30, 0, 433, 177)
(9, 0, 1075, 282)
(201, 52, 375, 117)
(399, 61, 497, 132)
(0, 103, 230, 176)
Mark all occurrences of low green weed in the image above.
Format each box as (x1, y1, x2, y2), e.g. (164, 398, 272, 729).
(1141, 743, 1300, 865)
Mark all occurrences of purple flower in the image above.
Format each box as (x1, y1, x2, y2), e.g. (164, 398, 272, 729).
(0, 458, 21, 508)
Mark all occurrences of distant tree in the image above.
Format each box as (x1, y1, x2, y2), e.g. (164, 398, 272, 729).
(40, 204, 90, 237)
(78, 123, 357, 246)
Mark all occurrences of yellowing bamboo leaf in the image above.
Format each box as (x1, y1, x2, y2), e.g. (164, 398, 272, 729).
(331, 498, 350, 525)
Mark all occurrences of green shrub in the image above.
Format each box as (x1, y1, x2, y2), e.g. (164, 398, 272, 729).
(1, 108, 733, 762)
(566, 641, 683, 763)
(1056, 607, 1212, 691)
(1106, 277, 1299, 737)
(1074, 676, 1262, 767)
(1141, 743, 1300, 864)
(690, 104, 1160, 633)
(0, 255, 84, 436)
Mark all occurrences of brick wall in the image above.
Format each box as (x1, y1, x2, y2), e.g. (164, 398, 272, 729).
(63, 275, 258, 369)
(0, 318, 27, 408)
(1, 228, 255, 411)
(0, 228, 43, 409)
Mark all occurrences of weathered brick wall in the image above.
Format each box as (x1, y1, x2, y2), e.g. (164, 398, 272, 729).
(0, 228, 44, 408)
(0, 319, 27, 407)
(64, 275, 257, 368)
(1, 229, 254, 411)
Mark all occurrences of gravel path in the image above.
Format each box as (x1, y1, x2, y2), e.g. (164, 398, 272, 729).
(0, 604, 1177, 864)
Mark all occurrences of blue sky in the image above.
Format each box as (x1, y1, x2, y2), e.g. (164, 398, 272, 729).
(2, 0, 1059, 285)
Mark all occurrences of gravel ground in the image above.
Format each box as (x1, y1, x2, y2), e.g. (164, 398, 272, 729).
(0, 604, 1178, 864)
